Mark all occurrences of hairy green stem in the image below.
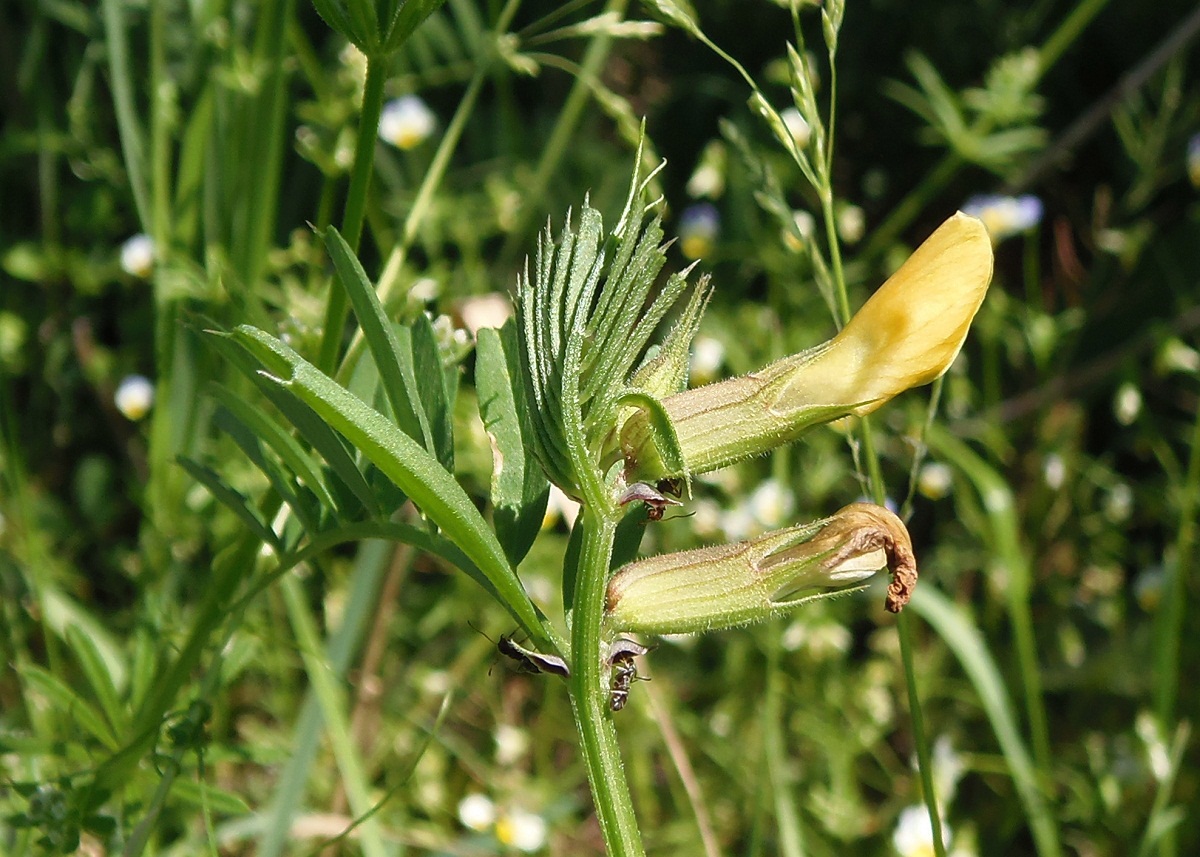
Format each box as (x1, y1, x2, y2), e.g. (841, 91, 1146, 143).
(570, 508, 646, 857)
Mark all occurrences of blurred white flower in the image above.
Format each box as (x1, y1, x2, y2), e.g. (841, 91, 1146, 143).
(379, 95, 436, 149)
(542, 484, 580, 530)
(430, 313, 471, 354)
(421, 670, 451, 695)
(781, 620, 807, 651)
(687, 164, 723, 199)
(494, 723, 530, 765)
(709, 709, 733, 737)
(781, 618, 851, 657)
(1042, 453, 1065, 491)
(1113, 382, 1142, 426)
(689, 497, 724, 538)
(339, 42, 368, 83)
(457, 793, 496, 832)
(408, 277, 440, 303)
(932, 736, 967, 804)
(917, 462, 954, 500)
(783, 209, 816, 252)
(114, 375, 154, 421)
(334, 134, 355, 169)
(1156, 338, 1200, 375)
(718, 503, 755, 541)
(689, 336, 725, 385)
(120, 234, 156, 278)
(496, 807, 548, 852)
(678, 203, 720, 260)
(458, 293, 512, 334)
(780, 107, 812, 149)
(961, 194, 1043, 242)
(836, 204, 865, 244)
(893, 805, 950, 857)
(1135, 710, 1171, 782)
(1104, 482, 1132, 523)
(687, 141, 727, 199)
(747, 478, 795, 529)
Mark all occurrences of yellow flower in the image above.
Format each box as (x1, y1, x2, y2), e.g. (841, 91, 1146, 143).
(620, 212, 993, 480)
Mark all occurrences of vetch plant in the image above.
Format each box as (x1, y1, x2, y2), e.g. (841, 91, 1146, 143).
(505, 156, 992, 852)
(201, 151, 991, 853)
(178, 0, 996, 846)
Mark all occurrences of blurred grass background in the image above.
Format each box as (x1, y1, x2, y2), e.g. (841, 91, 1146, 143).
(2, 0, 1200, 854)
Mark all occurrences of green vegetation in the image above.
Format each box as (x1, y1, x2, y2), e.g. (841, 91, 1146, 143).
(2, 0, 1199, 854)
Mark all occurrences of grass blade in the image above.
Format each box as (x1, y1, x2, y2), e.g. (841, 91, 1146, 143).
(910, 587, 1061, 857)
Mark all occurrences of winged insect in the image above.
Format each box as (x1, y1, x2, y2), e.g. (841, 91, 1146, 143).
(607, 638, 651, 711)
(617, 482, 682, 522)
(497, 635, 571, 678)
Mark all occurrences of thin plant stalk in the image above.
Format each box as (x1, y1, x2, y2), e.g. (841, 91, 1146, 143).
(569, 508, 646, 857)
(861, 0, 1111, 261)
(317, 53, 389, 374)
(342, 0, 525, 379)
(804, 18, 947, 851)
(499, 0, 629, 267)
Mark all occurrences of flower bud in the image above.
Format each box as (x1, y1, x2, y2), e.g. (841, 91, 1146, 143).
(604, 503, 918, 635)
(621, 212, 992, 481)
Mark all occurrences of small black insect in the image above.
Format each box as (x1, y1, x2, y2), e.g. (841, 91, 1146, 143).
(497, 635, 571, 678)
(607, 639, 651, 712)
(609, 654, 639, 711)
(617, 482, 682, 522)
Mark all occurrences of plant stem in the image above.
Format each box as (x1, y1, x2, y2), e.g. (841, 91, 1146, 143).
(341, 0, 526, 380)
(570, 508, 646, 857)
(318, 53, 388, 374)
(897, 610, 949, 854)
(499, 0, 628, 267)
(816, 45, 946, 856)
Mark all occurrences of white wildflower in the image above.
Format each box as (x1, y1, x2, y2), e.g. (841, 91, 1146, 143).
(119, 234, 156, 278)
(457, 793, 496, 832)
(114, 375, 154, 421)
(496, 807, 548, 852)
(379, 96, 436, 149)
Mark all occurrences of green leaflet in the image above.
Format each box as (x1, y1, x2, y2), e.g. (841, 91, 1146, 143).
(225, 324, 554, 649)
(515, 159, 705, 502)
(476, 323, 550, 567)
(323, 226, 435, 458)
